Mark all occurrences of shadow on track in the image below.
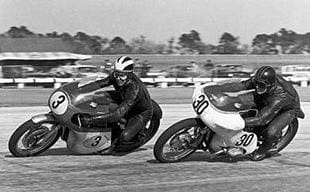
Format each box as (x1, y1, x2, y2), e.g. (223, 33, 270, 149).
(4, 147, 72, 157)
(4, 147, 149, 158)
(147, 151, 283, 164)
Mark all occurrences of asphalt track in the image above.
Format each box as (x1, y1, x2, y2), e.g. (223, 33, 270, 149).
(0, 104, 310, 192)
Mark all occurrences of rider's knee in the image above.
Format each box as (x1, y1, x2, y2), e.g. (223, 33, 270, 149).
(264, 127, 279, 139)
(120, 131, 133, 142)
(265, 110, 296, 138)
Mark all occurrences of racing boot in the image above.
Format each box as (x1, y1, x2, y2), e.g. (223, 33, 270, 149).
(227, 147, 245, 158)
(250, 147, 267, 161)
(251, 139, 278, 161)
(209, 148, 229, 161)
(97, 138, 119, 155)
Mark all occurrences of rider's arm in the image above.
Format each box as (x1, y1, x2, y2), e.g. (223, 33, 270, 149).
(244, 92, 289, 127)
(207, 77, 255, 93)
(93, 82, 139, 123)
(241, 77, 256, 90)
(96, 75, 113, 88)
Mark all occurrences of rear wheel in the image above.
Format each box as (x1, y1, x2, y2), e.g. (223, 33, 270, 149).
(114, 118, 161, 153)
(141, 118, 160, 145)
(271, 118, 299, 155)
(8, 120, 61, 157)
(153, 118, 206, 163)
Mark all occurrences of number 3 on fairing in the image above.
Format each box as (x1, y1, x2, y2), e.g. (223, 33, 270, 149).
(91, 136, 102, 146)
(52, 95, 65, 109)
(49, 91, 69, 115)
(193, 94, 209, 115)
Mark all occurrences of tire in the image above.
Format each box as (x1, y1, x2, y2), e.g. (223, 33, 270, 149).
(272, 118, 299, 155)
(141, 100, 162, 144)
(116, 100, 162, 152)
(153, 118, 205, 163)
(141, 118, 160, 145)
(8, 120, 61, 157)
(115, 118, 161, 153)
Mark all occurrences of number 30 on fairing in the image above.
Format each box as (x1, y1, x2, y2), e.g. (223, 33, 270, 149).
(192, 94, 209, 115)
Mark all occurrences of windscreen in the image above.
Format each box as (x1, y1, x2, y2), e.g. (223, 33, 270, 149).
(77, 75, 105, 88)
(78, 67, 98, 73)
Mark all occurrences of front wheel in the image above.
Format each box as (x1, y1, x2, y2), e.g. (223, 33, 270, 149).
(8, 119, 61, 157)
(153, 118, 206, 163)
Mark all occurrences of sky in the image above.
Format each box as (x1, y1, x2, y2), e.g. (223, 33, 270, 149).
(1, 0, 310, 45)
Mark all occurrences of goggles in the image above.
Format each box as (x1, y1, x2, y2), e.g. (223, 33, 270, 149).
(113, 71, 128, 81)
(254, 80, 271, 94)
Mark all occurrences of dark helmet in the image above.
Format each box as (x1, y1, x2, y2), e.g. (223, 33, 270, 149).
(254, 66, 276, 94)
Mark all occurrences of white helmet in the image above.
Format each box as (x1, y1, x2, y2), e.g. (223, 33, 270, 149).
(114, 56, 134, 72)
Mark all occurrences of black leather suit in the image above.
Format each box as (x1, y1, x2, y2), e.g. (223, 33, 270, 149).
(223, 75, 304, 149)
(241, 75, 304, 126)
(82, 72, 154, 148)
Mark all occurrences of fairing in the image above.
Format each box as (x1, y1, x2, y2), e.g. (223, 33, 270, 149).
(48, 75, 116, 131)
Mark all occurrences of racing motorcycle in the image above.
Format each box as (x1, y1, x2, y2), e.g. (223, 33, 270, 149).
(9, 76, 162, 157)
(153, 80, 298, 163)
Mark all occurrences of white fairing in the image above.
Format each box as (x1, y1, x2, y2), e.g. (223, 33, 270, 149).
(66, 130, 111, 154)
(192, 84, 257, 154)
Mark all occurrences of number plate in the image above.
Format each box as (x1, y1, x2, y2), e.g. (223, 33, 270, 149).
(49, 91, 69, 115)
(83, 135, 109, 148)
(192, 94, 209, 115)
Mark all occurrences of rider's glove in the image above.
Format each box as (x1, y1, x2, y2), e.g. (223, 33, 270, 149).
(79, 114, 94, 128)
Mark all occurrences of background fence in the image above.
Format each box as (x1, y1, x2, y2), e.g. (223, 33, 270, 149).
(0, 76, 308, 89)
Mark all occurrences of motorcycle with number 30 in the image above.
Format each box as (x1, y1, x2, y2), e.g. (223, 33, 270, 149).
(9, 76, 162, 157)
(153, 80, 298, 163)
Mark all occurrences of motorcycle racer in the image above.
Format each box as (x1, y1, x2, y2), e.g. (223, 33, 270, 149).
(79, 56, 155, 154)
(214, 66, 304, 161)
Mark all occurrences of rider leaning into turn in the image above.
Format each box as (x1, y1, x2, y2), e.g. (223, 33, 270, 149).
(80, 56, 153, 154)
(221, 66, 304, 161)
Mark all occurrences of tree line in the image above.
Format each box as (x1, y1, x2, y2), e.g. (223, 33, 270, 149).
(1, 26, 310, 55)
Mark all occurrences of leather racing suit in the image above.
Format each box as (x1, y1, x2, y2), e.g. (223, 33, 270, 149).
(81, 72, 154, 152)
(219, 75, 305, 150)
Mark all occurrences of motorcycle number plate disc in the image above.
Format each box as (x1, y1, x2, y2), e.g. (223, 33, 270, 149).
(49, 91, 69, 115)
(83, 134, 109, 148)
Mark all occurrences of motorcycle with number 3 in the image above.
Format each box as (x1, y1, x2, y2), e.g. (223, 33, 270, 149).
(153, 80, 298, 163)
(9, 76, 162, 157)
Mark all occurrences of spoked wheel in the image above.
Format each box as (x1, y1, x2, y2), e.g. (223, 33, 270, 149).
(8, 120, 61, 157)
(153, 118, 206, 163)
(270, 118, 299, 155)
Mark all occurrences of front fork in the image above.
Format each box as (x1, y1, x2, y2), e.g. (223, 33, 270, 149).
(190, 127, 212, 151)
(31, 112, 63, 140)
(186, 126, 211, 151)
(31, 113, 56, 124)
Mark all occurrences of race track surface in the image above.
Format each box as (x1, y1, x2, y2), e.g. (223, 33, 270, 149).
(0, 104, 310, 192)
